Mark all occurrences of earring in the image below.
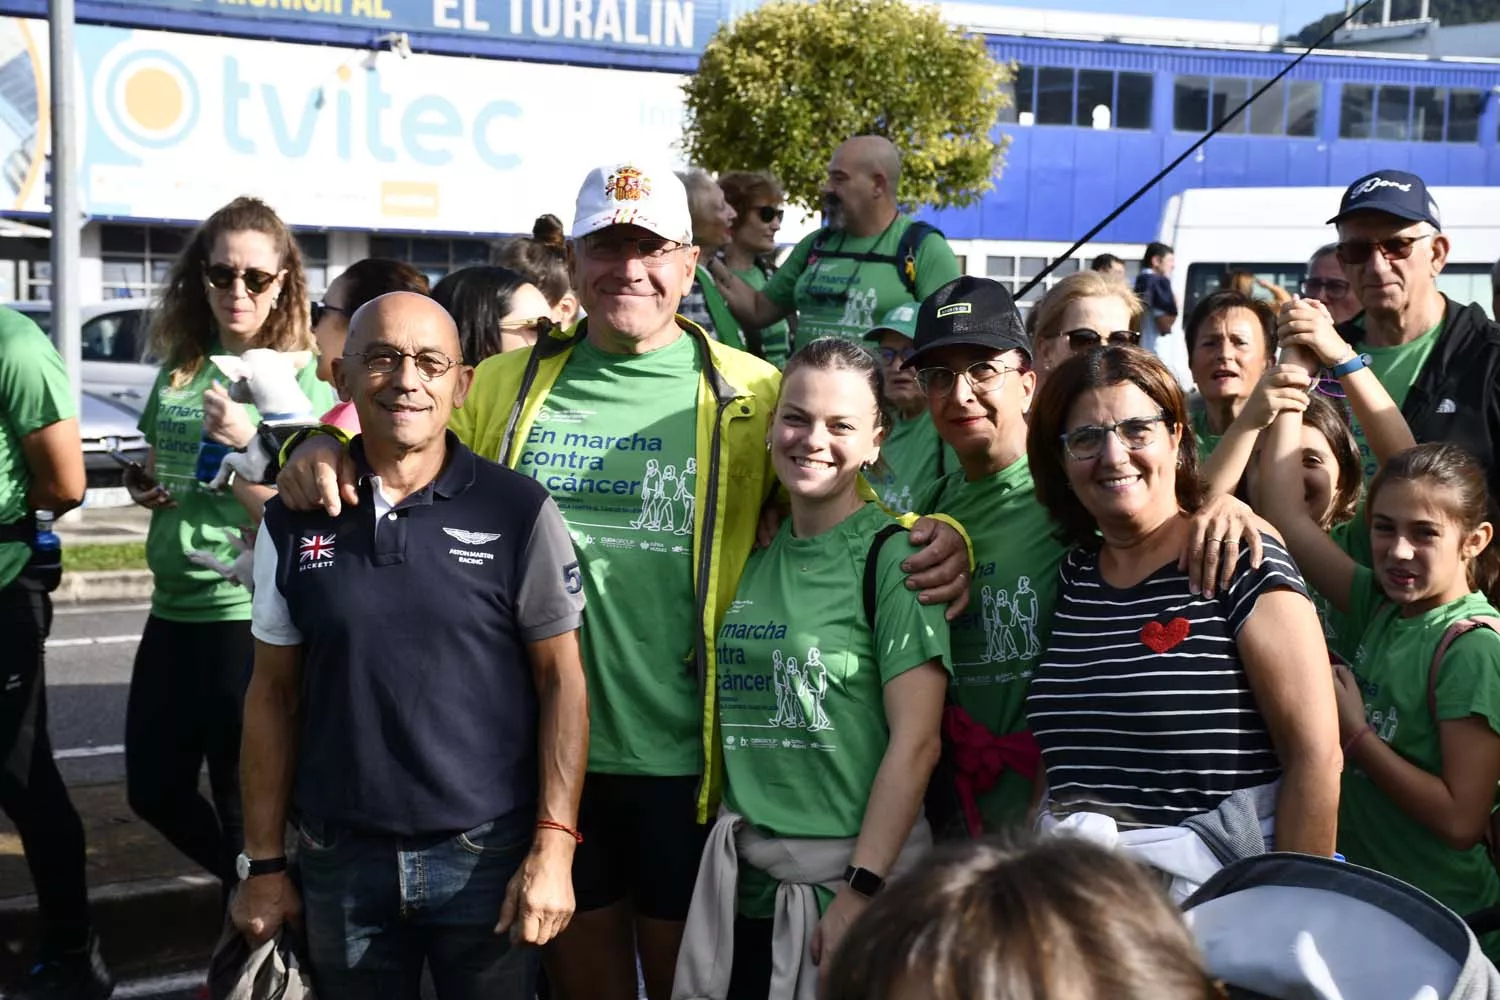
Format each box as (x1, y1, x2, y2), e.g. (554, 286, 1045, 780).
(765, 439, 771, 451)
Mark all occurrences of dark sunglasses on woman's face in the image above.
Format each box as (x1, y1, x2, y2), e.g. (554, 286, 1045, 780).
(310, 301, 347, 327)
(1065, 328, 1141, 351)
(755, 206, 785, 224)
(205, 263, 279, 295)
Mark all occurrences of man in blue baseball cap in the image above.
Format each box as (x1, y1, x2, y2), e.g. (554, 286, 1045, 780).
(1277, 168, 1500, 503)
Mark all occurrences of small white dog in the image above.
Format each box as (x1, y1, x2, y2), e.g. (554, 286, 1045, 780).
(187, 527, 256, 592)
(203, 348, 317, 492)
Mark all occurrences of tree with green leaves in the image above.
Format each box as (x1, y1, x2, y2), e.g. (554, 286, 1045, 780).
(682, 0, 1010, 212)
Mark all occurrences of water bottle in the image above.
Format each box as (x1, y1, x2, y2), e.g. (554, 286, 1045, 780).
(195, 430, 231, 484)
(30, 509, 62, 591)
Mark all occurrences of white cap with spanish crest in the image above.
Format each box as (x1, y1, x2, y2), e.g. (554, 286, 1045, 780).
(571, 162, 693, 245)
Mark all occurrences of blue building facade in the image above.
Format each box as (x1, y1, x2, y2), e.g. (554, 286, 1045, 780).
(924, 34, 1500, 244)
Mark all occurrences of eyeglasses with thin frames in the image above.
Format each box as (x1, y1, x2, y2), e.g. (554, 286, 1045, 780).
(499, 316, 557, 337)
(916, 361, 1020, 397)
(310, 301, 347, 327)
(878, 345, 916, 367)
(579, 235, 689, 266)
(1060, 414, 1173, 462)
(1336, 234, 1434, 267)
(343, 347, 462, 381)
(204, 264, 281, 296)
(1300, 278, 1351, 301)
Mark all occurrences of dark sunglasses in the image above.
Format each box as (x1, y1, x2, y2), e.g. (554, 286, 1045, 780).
(878, 345, 916, 366)
(310, 301, 347, 327)
(1335, 234, 1434, 267)
(1065, 328, 1140, 351)
(1300, 278, 1351, 300)
(204, 264, 280, 295)
(754, 206, 785, 224)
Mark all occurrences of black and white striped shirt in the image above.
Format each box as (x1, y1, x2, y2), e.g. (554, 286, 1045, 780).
(1027, 534, 1307, 829)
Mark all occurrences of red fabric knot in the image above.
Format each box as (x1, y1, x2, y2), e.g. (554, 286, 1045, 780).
(941, 704, 1041, 839)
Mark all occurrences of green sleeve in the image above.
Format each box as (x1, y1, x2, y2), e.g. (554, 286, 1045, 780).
(872, 527, 953, 683)
(1434, 626, 1500, 734)
(909, 472, 956, 518)
(137, 369, 166, 444)
(764, 234, 815, 311)
(1346, 563, 1382, 641)
(913, 232, 962, 300)
(0, 323, 76, 436)
(294, 359, 335, 414)
(1332, 501, 1372, 566)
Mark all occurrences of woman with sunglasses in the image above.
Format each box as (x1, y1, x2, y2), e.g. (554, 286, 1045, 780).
(122, 196, 334, 898)
(310, 258, 430, 434)
(718, 170, 794, 368)
(1028, 272, 1143, 389)
(1024, 347, 1340, 898)
(432, 265, 555, 361)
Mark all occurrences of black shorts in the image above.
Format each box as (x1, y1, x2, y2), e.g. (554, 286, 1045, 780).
(571, 773, 709, 920)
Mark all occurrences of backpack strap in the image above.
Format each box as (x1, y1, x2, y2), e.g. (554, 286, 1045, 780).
(1427, 616, 1500, 721)
(864, 523, 908, 628)
(894, 221, 941, 297)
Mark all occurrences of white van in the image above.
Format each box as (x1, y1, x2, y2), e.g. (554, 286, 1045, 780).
(1159, 185, 1500, 321)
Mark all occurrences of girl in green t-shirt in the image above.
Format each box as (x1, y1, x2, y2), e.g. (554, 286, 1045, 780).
(1262, 426, 1500, 951)
(687, 338, 951, 1000)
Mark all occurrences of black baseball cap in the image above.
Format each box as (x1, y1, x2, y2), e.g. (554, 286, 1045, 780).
(1328, 169, 1442, 231)
(904, 276, 1030, 369)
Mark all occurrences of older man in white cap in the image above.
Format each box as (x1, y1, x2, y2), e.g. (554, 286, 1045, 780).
(275, 160, 972, 1000)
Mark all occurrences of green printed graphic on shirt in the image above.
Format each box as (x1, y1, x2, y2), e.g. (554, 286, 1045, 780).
(513, 334, 701, 776)
(867, 413, 956, 512)
(732, 266, 792, 370)
(139, 353, 332, 622)
(765, 218, 960, 350)
(1191, 408, 1223, 466)
(914, 458, 1065, 828)
(1337, 564, 1500, 944)
(1349, 320, 1441, 483)
(719, 502, 951, 843)
(0, 311, 76, 590)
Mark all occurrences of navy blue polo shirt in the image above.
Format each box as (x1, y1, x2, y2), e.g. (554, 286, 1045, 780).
(252, 432, 584, 837)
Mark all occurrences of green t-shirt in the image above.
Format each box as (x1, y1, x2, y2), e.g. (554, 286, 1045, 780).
(0, 310, 76, 590)
(514, 333, 701, 775)
(733, 265, 792, 370)
(914, 457, 1065, 828)
(1338, 564, 1500, 948)
(139, 353, 332, 622)
(719, 503, 951, 914)
(867, 412, 955, 512)
(1319, 513, 1362, 664)
(1350, 319, 1442, 483)
(1191, 408, 1223, 466)
(765, 218, 961, 351)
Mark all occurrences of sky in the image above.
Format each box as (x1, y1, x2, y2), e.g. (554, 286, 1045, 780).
(996, 1, 1351, 37)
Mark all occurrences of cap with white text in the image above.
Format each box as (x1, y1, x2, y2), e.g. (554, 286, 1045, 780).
(862, 302, 919, 342)
(1328, 169, 1442, 231)
(572, 162, 694, 245)
(905, 276, 1030, 369)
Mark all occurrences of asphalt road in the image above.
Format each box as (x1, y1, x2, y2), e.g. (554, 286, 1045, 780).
(45, 601, 148, 786)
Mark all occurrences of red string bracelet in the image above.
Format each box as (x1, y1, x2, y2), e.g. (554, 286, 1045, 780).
(1342, 725, 1374, 758)
(537, 819, 583, 844)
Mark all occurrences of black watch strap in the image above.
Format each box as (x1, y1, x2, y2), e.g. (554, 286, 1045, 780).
(244, 855, 288, 877)
(843, 865, 885, 898)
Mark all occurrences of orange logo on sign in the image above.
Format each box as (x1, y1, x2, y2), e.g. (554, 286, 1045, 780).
(606, 166, 650, 202)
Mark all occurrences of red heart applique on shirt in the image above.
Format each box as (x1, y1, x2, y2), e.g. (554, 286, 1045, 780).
(1140, 617, 1190, 653)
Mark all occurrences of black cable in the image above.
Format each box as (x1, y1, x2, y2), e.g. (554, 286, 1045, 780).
(1015, 0, 1377, 300)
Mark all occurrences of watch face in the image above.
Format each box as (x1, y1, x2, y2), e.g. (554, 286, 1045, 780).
(235, 853, 250, 880)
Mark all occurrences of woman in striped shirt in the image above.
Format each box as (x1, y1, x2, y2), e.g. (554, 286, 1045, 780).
(1023, 346, 1340, 886)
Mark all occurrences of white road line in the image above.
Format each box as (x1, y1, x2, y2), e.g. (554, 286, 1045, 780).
(113, 971, 205, 998)
(54, 744, 125, 760)
(46, 634, 140, 648)
(54, 602, 151, 616)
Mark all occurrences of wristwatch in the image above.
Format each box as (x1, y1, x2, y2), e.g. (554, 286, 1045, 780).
(842, 865, 886, 899)
(1328, 353, 1371, 378)
(235, 852, 288, 881)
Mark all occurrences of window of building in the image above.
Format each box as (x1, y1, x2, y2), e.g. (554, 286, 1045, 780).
(1174, 75, 1210, 132)
(1449, 89, 1482, 144)
(368, 235, 490, 285)
(1210, 77, 1252, 134)
(1415, 87, 1447, 142)
(296, 232, 330, 295)
(1003, 65, 1153, 131)
(1287, 81, 1321, 137)
(1339, 84, 1374, 139)
(100, 224, 190, 300)
(1376, 85, 1411, 141)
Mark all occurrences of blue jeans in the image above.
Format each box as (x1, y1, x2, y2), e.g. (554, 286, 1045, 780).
(298, 810, 539, 1000)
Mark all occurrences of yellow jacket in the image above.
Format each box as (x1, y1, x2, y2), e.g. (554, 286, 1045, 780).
(451, 317, 782, 822)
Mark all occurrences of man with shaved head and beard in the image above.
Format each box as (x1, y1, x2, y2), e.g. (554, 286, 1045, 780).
(234, 292, 588, 998)
(709, 134, 962, 349)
